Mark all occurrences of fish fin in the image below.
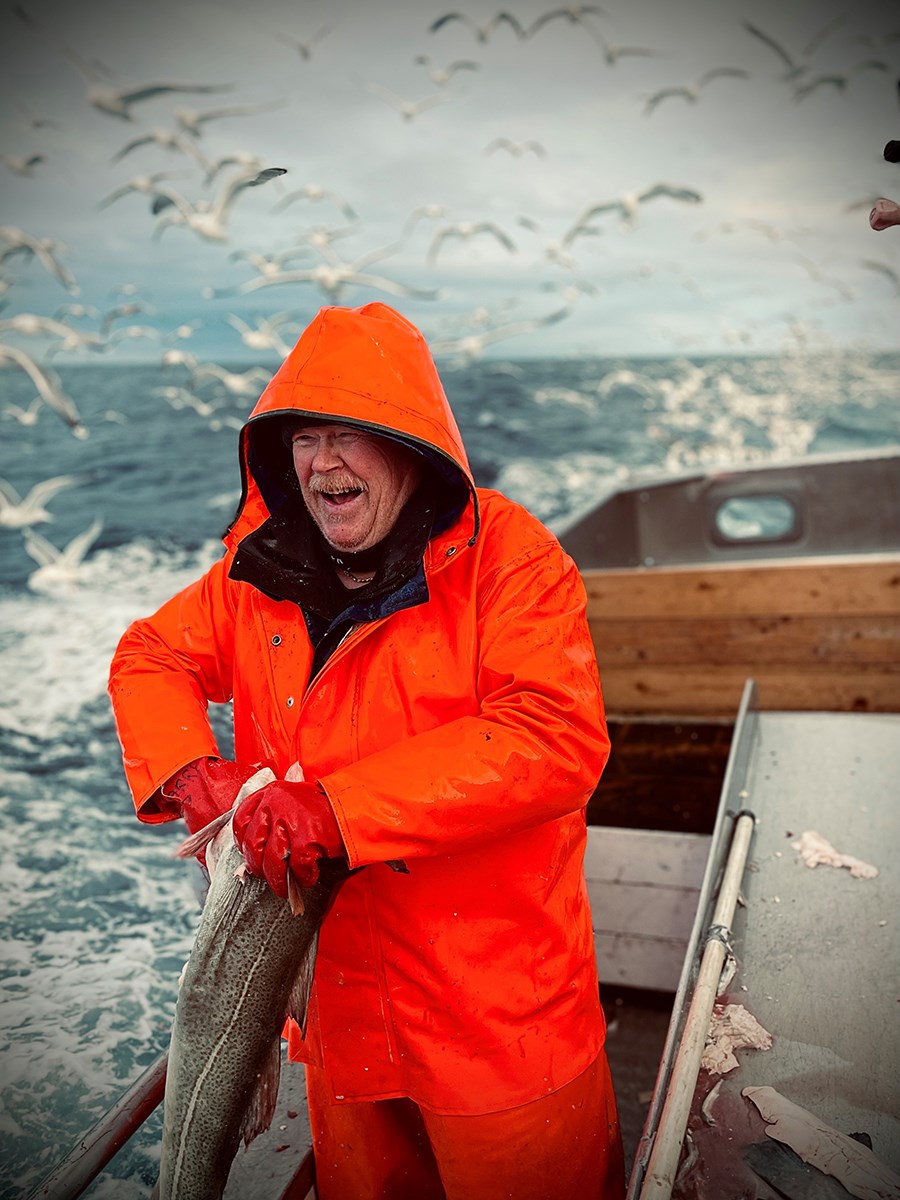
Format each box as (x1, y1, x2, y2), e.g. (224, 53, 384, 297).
(287, 872, 306, 916)
(288, 927, 319, 1036)
(149, 1180, 160, 1200)
(175, 809, 234, 859)
(239, 1037, 282, 1149)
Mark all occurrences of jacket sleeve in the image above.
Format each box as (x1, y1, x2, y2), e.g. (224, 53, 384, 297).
(107, 554, 239, 820)
(322, 531, 609, 868)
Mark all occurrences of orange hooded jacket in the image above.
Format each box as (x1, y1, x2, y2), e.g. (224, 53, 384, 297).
(108, 303, 611, 1115)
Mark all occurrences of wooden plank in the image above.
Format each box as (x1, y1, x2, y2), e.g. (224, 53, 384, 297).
(584, 827, 710, 888)
(586, 827, 709, 992)
(595, 932, 690, 993)
(583, 555, 900, 619)
(599, 666, 900, 717)
(590, 614, 900, 668)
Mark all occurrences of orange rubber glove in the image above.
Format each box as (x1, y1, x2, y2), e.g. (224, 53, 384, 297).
(164, 757, 262, 836)
(232, 779, 345, 897)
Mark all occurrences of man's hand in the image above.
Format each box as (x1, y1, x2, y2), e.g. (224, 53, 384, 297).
(232, 779, 345, 898)
(164, 757, 261, 835)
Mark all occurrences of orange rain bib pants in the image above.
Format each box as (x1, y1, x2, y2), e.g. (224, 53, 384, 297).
(306, 1049, 625, 1200)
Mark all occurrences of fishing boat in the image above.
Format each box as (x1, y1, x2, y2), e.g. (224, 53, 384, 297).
(28, 445, 900, 1200)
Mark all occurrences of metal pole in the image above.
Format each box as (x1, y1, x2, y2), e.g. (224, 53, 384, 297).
(25, 1053, 168, 1200)
(639, 810, 756, 1198)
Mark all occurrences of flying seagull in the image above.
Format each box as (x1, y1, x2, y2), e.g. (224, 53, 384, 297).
(413, 55, 480, 86)
(24, 518, 104, 593)
(63, 50, 230, 119)
(570, 183, 703, 228)
(426, 219, 518, 265)
(428, 12, 527, 41)
(643, 68, 749, 115)
(526, 6, 606, 37)
(173, 98, 285, 138)
(365, 83, 451, 121)
(0, 474, 83, 529)
(0, 225, 78, 293)
(272, 24, 333, 60)
(0, 343, 88, 437)
(152, 167, 288, 243)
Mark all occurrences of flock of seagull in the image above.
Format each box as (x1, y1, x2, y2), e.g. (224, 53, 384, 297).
(2, 4, 898, 592)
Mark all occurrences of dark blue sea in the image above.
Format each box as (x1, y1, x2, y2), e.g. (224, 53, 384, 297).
(1, 351, 899, 1198)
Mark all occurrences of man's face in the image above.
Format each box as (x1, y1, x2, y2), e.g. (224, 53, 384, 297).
(290, 423, 423, 551)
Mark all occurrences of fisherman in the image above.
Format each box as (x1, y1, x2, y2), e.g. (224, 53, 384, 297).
(109, 302, 625, 1200)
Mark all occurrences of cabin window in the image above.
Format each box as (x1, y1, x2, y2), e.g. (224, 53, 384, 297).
(711, 494, 801, 544)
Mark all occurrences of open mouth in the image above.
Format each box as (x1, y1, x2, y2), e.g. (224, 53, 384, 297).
(320, 488, 364, 508)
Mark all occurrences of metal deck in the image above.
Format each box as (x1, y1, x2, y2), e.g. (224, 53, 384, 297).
(631, 692, 900, 1196)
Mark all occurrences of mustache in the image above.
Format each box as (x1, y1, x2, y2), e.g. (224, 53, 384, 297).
(308, 473, 367, 495)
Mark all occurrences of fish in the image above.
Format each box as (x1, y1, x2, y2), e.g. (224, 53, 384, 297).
(152, 766, 349, 1200)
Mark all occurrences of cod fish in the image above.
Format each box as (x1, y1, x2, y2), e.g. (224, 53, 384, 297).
(153, 767, 349, 1200)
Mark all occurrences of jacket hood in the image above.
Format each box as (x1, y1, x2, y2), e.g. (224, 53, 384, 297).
(225, 303, 476, 551)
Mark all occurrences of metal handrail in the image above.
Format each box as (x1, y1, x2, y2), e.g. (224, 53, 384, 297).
(25, 1053, 168, 1200)
(23, 1052, 317, 1200)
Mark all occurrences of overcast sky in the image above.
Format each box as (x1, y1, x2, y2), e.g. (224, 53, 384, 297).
(1, 0, 899, 362)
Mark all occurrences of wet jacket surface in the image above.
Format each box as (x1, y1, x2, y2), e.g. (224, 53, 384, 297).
(108, 303, 611, 1115)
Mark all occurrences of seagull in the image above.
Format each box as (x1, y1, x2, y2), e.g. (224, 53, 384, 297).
(430, 305, 571, 362)
(105, 324, 160, 350)
(53, 302, 101, 321)
(99, 299, 154, 335)
(401, 203, 451, 237)
(97, 170, 186, 210)
(173, 98, 285, 138)
(1, 154, 46, 177)
(24, 518, 103, 593)
(428, 12, 527, 41)
(225, 312, 297, 357)
(204, 245, 315, 296)
(160, 348, 199, 370)
(272, 24, 333, 60)
(110, 128, 211, 170)
(202, 152, 266, 185)
(741, 16, 847, 82)
(271, 183, 358, 221)
(152, 166, 288, 243)
(791, 252, 856, 300)
(569, 183, 703, 229)
(484, 137, 547, 157)
(0, 344, 88, 437)
(643, 68, 749, 115)
(155, 384, 215, 418)
(0, 474, 83, 529)
(0, 312, 106, 352)
(205, 240, 440, 303)
(516, 214, 601, 269)
(860, 258, 900, 292)
(4, 396, 44, 426)
(589, 31, 658, 65)
(190, 362, 272, 397)
(413, 54, 480, 85)
(63, 50, 230, 120)
(525, 6, 606, 37)
(164, 319, 203, 342)
(791, 61, 887, 100)
(0, 225, 79, 293)
(426, 219, 517, 265)
(365, 83, 451, 121)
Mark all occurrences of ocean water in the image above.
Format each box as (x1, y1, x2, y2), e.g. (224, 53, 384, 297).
(1, 349, 899, 1199)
